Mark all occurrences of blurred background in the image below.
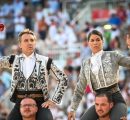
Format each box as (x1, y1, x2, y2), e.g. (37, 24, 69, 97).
(0, 0, 130, 119)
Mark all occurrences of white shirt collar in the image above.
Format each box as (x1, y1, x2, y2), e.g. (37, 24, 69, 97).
(22, 52, 35, 59)
(92, 50, 103, 57)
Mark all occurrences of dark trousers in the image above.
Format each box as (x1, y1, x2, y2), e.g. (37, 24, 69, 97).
(7, 100, 53, 120)
(81, 91, 127, 120)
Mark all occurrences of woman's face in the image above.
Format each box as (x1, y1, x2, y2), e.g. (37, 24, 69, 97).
(88, 34, 103, 54)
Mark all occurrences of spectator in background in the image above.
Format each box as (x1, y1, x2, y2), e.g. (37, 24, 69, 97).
(64, 21, 77, 45)
(34, 5, 44, 33)
(122, 83, 130, 110)
(0, 41, 7, 56)
(48, 19, 58, 41)
(110, 25, 120, 46)
(0, 103, 9, 120)
(37, 17, 48, 41)
(80, 35, 91, 60)
(31, 0, 42, 8)
(56, 8, 70, 24)
(13, 0, 24, 17)
(53, 27, 67, 46)
(14, 13, 25, 37)
(0, 79, 6, 96)
(116, 5, 127, 23)
(104, 29, 111, 51)
(0, 69, 11, 89)
(126, 3, 130, 26)
(108, 13, 122, 27)
(48, 0, 60, 14)
(11, 45, 21, 55)
(85, 92, 95, 109)
(4, 8, 14, 40)
(22, 1, 33, 29)
(20, 97, 38, 120)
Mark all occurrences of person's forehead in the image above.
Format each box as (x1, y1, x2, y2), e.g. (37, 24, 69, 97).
(95, 96, 108, 102)
(90, 34, 101, 39)
(21, 33, 34, 38)
(21, 98, 36, 104)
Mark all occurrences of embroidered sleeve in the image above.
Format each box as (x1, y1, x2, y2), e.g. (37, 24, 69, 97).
(70, 60, 87, 111)
(0, 56, 11, 68)
(49, 62, 68, 104)
(113, 51, 130, 68)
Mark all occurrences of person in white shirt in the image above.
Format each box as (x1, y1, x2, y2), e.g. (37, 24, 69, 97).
(68, 30, 130, 120)
(14, 13, 26, 37)
(0, 29, 68, 120)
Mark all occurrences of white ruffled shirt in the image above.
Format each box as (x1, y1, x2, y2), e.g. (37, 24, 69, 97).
(22, 53, 36, 79)
(91, 50, 103, 75)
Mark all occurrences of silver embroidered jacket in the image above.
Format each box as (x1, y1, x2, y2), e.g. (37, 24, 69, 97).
(0, 53, 68, 104)
(70, 51, 130, 111)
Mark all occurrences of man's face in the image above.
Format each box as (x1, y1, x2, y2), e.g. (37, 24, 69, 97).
(95, 96, 113, 118)
(20, 98, 38, 119)
(88, 34, 103, 54)
(19, 33, 36, 56)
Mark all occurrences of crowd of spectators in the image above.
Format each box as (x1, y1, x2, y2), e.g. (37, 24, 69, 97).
(0, 0, 130, 120)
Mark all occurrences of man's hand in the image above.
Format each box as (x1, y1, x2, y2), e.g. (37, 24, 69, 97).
(41, 99, 56, 108)
(68, 111, 75, 120)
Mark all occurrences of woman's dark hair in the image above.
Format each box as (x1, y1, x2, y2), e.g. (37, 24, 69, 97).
(87, 30, 103, 41)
